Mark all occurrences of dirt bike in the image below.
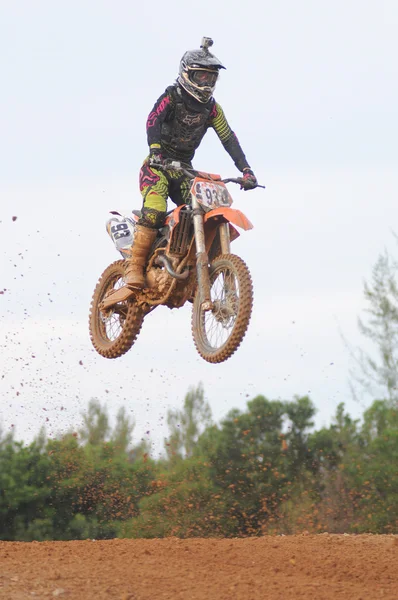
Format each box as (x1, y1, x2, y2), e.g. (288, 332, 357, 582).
(89, 161, 263, 364)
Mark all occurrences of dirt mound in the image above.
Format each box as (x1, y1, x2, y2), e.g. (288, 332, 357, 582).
(0, 534, 397, 599)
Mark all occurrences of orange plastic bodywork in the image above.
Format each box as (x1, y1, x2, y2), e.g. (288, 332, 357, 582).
(195, 173, 221, 181)
(203, 207, 254, 231)
(165, 205, 184, 228)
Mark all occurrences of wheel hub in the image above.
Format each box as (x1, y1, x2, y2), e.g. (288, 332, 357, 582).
(211, 296, 237, 326)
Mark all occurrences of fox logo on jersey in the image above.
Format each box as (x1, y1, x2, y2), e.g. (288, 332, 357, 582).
(182, 113, 202, 126)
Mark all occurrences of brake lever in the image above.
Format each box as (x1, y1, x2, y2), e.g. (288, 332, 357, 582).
(223, 177, 266, 189)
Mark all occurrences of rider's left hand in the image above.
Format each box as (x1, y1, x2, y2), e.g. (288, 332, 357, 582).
(241, 168, 258, 190)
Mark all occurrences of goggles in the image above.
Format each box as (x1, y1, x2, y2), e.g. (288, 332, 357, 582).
(190, 69, 218, 87)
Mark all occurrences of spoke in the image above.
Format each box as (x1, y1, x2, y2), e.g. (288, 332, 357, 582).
(201, 267, 240, 349)
(99, 275, 126, 342)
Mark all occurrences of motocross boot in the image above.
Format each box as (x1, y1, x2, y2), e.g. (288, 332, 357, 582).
(124, 224, 157, 289)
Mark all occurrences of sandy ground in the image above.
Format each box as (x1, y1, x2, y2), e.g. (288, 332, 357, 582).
(0, 535, 397, 599)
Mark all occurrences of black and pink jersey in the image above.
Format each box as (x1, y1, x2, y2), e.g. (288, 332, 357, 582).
(146, 84, 250, 172)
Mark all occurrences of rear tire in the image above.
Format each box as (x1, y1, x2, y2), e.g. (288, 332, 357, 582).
(191, 254, 253, 364)
(89, 260, 144, 358)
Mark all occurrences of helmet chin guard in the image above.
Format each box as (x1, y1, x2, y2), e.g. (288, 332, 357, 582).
(178, 38, 225, 103)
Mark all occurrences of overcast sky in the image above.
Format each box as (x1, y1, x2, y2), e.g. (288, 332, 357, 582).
(1, 0, 397, 454)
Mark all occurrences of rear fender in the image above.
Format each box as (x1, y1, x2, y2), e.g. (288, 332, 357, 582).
(106, 211, 140, 258)
(109, 209, 140, 222)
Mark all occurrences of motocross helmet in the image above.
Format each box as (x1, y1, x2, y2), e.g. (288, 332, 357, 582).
(178, 37, 225, 103)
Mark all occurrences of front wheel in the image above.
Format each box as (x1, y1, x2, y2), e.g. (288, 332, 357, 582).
(89, 260, 144, 359)
(191, 254, 253, 364)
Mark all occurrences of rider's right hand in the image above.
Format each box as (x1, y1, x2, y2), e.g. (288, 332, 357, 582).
(149, 145, 164, 167)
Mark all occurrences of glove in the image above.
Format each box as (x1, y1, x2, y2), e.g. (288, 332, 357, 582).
(149, 146, 164, 167)
(241, 168, 258, 190)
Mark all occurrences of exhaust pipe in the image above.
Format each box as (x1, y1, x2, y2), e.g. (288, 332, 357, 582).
(155, 255, 190, 280)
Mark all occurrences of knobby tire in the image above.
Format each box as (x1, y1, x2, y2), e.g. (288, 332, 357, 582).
(191, 254, 253, 364)
(89, 260, 144, 359)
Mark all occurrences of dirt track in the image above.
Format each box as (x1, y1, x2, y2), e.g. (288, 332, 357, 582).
(0, 535, 397, 599)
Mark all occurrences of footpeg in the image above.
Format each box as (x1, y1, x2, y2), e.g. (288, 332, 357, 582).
(100, 286, 136, 310)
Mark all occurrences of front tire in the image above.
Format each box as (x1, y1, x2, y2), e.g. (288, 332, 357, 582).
(191, 254, 253, 364)
(89, 260, 144, 359)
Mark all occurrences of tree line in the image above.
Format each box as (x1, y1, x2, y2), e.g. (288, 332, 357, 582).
(0, 246, 397, 540)
(0, 386, 396, 540)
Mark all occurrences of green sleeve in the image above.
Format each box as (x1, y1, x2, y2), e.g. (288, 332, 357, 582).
(210, 102, 251, 172)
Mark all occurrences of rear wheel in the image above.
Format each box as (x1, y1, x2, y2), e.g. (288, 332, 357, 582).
(89, 260, 144, 358)
(191, 254, 253, 363)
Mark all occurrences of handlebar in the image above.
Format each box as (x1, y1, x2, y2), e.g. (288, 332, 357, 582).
(149, 159, 265, 189)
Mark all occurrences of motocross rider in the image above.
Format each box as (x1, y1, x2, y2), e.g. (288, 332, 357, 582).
(125, 38, 259, 289)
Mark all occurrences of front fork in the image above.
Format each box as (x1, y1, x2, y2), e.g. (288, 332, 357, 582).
(219, 222, 231, 254)
(192, 196, 213, 311)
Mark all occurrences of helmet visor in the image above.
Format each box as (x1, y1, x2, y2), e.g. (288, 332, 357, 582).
(190, 69, 218, 87)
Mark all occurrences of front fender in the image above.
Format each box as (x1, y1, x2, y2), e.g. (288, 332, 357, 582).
(203, 207, 254, 231)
